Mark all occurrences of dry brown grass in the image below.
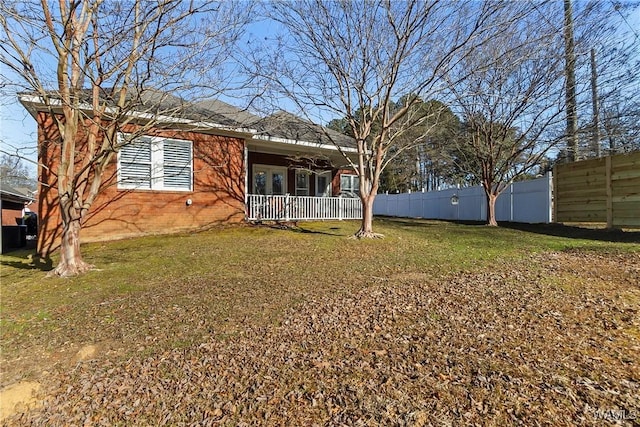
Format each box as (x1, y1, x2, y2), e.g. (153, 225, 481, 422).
(1, 219, 639, 425)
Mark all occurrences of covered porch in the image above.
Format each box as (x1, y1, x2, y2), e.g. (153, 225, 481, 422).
(244, 125, 362, 222)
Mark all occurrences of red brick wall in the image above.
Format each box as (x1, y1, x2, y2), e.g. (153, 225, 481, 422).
(1, 201, 24, 226)
(37, 113, 245, 256)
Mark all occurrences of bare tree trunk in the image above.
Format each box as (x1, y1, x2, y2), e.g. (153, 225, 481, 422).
(590, 48, 600, 157)
(486, 192, 498, 227)
(564, 0, 578, 162)
(608, 133, 616, 155)
(353, 193, 382, 239)
(48, 218, 93, 277)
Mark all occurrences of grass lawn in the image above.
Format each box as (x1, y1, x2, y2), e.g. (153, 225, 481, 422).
(1, 218, 639, 425)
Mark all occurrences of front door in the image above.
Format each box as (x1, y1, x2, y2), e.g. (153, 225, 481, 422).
(253, 165, 287, 195)
(316, 171, 332, 197)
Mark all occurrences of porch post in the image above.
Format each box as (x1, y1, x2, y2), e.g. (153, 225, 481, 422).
(285, 193, 290, 222)
(0, 199, 3, 254)
(243, 144, 249, 212)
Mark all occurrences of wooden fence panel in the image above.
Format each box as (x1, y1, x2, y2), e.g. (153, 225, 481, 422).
(554, 151, 640, 228)
(612, 152, 640, 228)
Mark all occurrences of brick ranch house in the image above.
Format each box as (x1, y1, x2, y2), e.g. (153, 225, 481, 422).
(19, 92, 362, 256)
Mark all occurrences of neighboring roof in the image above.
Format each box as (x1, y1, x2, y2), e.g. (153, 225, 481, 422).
(0, 183, 34, 203)
(18, 89, 357, 151)
(12, 186, 37, 198)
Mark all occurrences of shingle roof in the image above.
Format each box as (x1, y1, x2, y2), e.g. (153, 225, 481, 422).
(135, 90, 244, 127)
(0, 182, 33, 203)
(191, 99, 262, 127)
(19, 89, 356, 149)
(253, 111, 356, 149)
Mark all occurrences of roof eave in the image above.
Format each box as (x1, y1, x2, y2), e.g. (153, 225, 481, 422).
(18, 94, 256, 138)
(0, 190, 34, 203)
(18, 94, 357, 152)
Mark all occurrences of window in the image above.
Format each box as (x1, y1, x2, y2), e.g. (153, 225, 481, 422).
(252, 165, 287, 195)
(340, 173, 359, 196)
(254, 170, 267, 195)
(295, 170, 309, 196)
(118, 134, 192, 191)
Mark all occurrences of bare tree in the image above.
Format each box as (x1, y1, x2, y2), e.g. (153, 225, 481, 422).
(0, 153, 36, 190)
(385, 98, 462, 193)
(565, 0, 640, 158)
(251, 0, 500, 238)
(447, 2, 566, 226)
(0, 0, 252, 276)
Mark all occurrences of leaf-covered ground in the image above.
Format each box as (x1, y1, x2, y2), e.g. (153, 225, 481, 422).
(1, 220, 639, 425)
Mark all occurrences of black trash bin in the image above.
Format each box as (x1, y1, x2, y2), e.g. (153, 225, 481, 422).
(18, 224, 27, 247)
(24, 211, 38, 235)
(23, 212, 38, 249)
(1, 226, 26, 253)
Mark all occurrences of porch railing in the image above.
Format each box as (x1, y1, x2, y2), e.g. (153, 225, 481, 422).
(246, 194, 362, 221)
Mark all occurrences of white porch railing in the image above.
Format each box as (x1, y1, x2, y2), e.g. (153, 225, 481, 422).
(247, 194, 362, 221)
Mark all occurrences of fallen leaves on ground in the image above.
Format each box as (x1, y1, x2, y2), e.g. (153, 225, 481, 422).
(4, 250, 640, 426)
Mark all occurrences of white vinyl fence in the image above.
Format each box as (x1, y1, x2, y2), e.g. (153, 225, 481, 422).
(373, 173, 553, 223)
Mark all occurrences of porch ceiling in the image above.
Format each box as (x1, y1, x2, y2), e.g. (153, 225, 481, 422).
(247, 137, 356, 167)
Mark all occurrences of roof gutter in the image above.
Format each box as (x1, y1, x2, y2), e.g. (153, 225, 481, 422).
(0, 190, 34, 203)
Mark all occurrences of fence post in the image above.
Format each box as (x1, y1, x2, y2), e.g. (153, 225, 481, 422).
(606, 155, 613, 228)
(552, 166, 558, 223)
(285, 193, 290, 222)
(509, 184, 514, 222)
(339, 196, 343, 221)
(547, 172, 553, 223)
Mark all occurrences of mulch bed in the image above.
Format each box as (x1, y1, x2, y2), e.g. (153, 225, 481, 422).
(4, 250, 639, 426)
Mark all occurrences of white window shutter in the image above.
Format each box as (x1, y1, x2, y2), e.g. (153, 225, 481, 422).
(162, 139, 192, 190)
(118, 133, 192, 191)
(119, 139, 152, 189)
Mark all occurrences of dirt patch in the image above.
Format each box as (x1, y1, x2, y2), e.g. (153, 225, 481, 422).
(0, 381, 41, 422)
(75, 344, 98, 361)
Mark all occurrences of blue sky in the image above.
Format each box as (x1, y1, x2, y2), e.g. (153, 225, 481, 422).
(1, 3, 638, 177)
(0, 13, 283, 175)
(0, 83, 39, 173)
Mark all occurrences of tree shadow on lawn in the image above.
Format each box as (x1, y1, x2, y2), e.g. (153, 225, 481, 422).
(377, 217, 640, 243)
(377, 217, 485, 229)
(500, 222, 640, 243)
(0, 249, 54, 272)
(250, 221, 352, 236)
